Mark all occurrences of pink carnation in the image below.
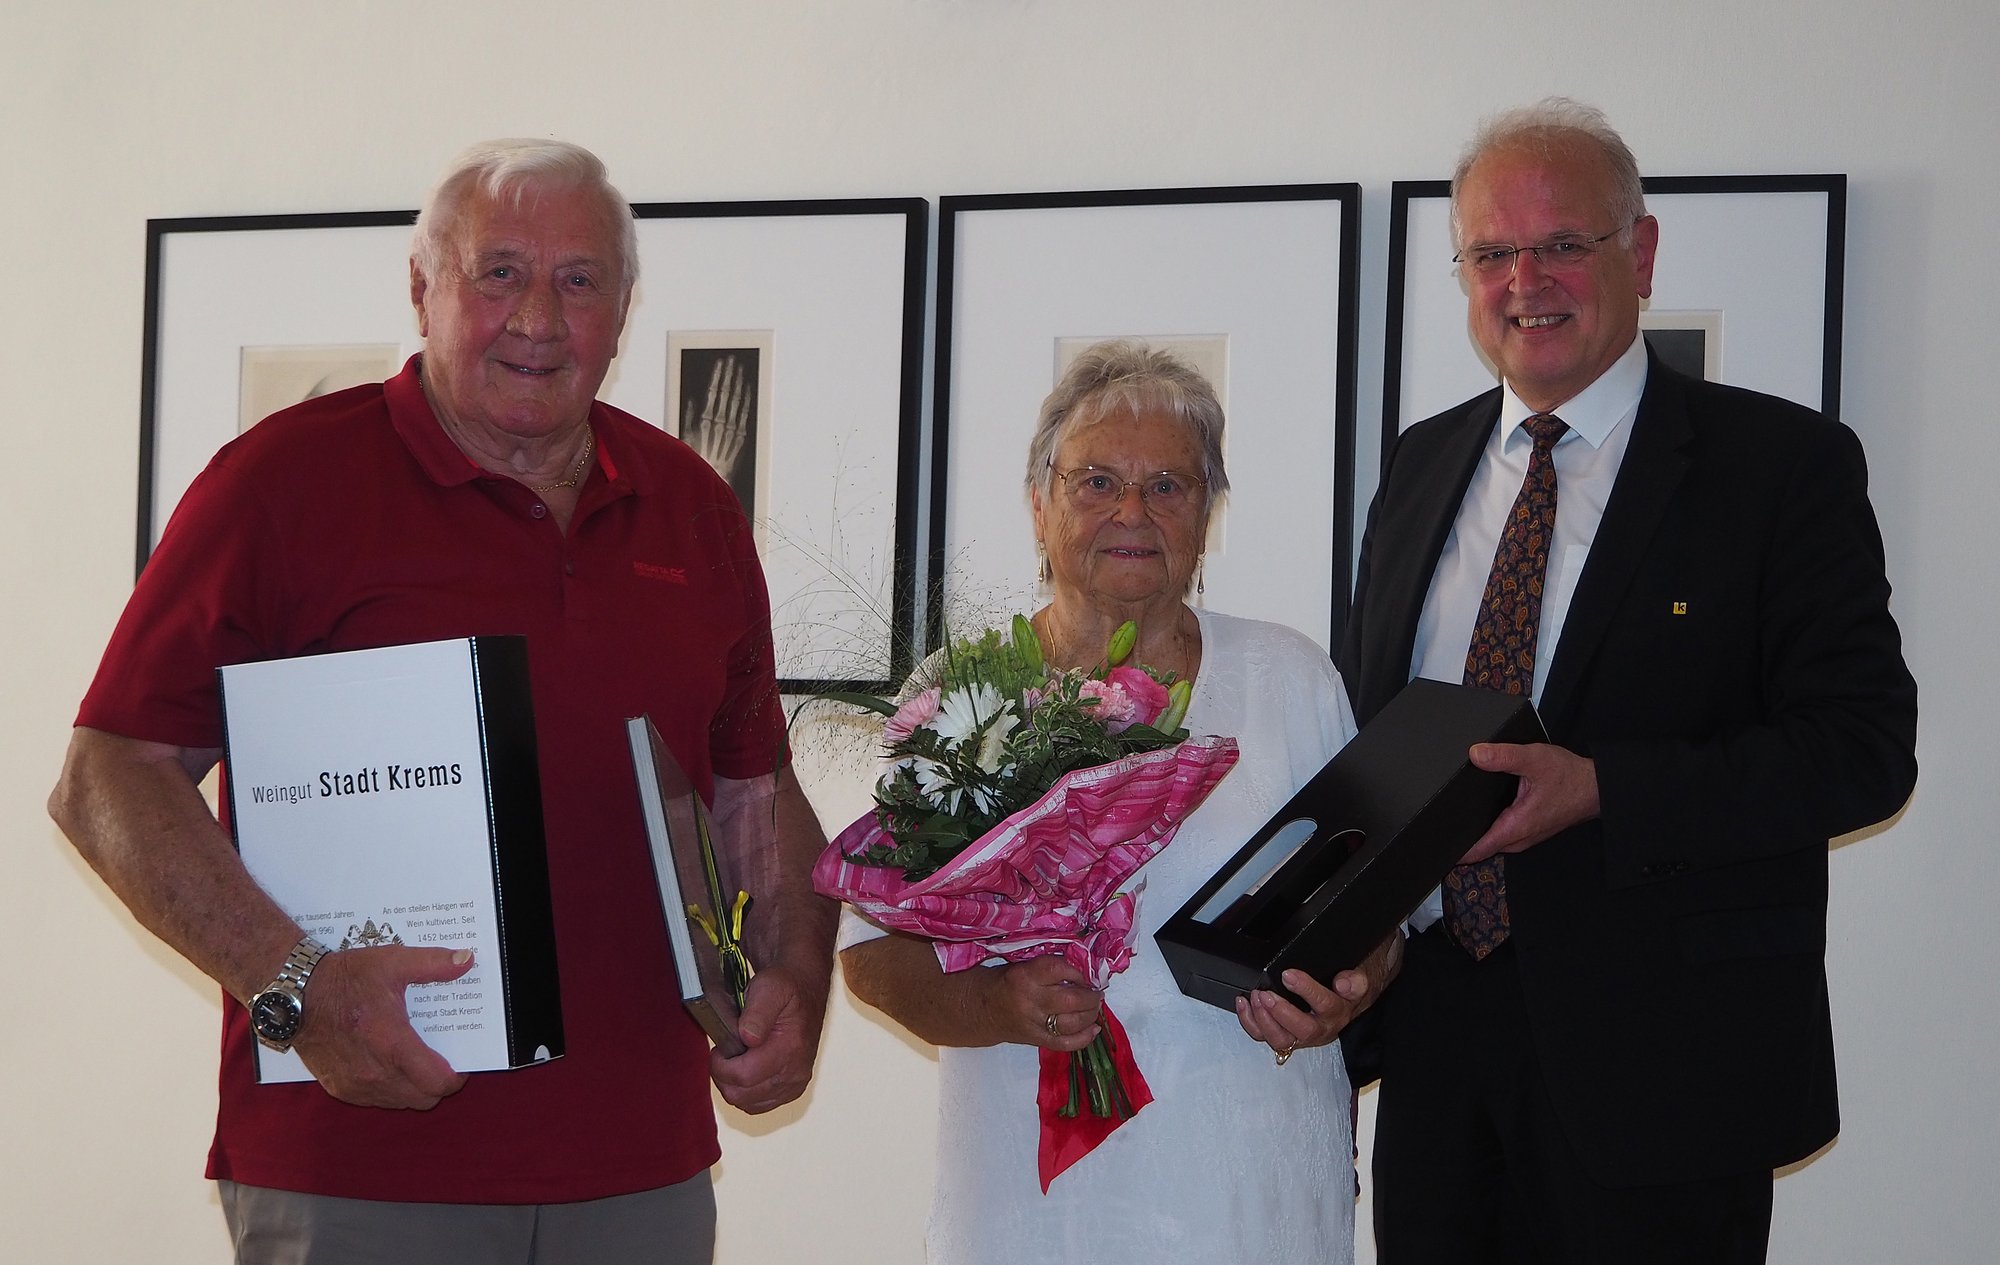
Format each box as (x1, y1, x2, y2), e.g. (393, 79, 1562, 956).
(883, 686, 941, 746)
(1106, 666, 1171, 727)
(1076, 679, 1136, 732)
(1085, 676, 1164, 734)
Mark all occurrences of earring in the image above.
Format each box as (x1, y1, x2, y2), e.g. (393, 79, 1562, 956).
(1195, 553, 1206, 597)
(1037, 541, 1052, 585)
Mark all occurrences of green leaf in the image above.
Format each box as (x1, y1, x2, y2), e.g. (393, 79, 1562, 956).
(1011, 612, 1045, 673)
(815, 690, 899, 717)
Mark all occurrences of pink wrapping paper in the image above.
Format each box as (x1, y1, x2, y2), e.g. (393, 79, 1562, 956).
(816, 735, 1239, 985)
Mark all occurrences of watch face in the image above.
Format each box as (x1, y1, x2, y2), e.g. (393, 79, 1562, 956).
(251, 990, 302, 1042)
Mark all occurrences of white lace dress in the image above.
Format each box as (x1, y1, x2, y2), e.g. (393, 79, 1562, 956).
(843, 609, 1360, 1265)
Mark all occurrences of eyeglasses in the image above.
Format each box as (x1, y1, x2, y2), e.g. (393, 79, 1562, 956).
(1051, 465, 1207, 514)
(1453, 223, 1633, 278)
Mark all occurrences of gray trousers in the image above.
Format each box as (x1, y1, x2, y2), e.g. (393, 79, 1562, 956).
(218, 1172, 715, 1265)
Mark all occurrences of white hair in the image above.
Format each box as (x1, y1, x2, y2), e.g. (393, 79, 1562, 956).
(1450, 97, 1647, 248)
(1022, 339, 1230, 507)
(411, 138, 639, 288)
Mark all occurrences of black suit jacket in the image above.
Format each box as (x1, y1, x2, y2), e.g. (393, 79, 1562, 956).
(1342, 354, 1918, 1187)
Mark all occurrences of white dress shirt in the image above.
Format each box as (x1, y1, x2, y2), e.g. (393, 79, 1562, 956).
(1404, 334, 1648, 928)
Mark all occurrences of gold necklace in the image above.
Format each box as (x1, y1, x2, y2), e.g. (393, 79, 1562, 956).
(1033, 607, 1196, 679)
(528, 430, 595, 493)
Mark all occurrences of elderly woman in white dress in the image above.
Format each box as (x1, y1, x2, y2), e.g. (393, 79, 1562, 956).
(840, 341, 1400, 1264)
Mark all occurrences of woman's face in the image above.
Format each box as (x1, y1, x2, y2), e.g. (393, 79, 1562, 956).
(1031, 402, 1209, 612)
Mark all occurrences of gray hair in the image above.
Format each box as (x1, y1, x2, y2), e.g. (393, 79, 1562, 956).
(411, 138, 639, 289)
(1449, 97, 1647, 248)
(1023, 340, 1230, 507)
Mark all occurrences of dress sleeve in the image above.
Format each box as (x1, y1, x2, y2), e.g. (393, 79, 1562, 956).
(836, 904, 890, 952)
(1270, 621, 1360, 774)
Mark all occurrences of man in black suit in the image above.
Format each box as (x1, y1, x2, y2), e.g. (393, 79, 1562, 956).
(1345, 98, 1917, 1263)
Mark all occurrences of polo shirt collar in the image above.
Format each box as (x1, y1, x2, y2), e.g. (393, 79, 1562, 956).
(386, 353, 641, 496)
(387, 355, 481, 487)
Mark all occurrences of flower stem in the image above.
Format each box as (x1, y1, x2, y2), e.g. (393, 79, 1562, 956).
(1060, 1030, 1134, 1122)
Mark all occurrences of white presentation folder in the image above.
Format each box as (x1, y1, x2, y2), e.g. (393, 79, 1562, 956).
(219, 636, 564, 1083)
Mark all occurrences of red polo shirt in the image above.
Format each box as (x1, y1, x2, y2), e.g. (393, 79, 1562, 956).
(78, 357, 786, 1203)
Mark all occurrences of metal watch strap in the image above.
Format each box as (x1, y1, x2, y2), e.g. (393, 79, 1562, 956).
(274, 936, 330, 992)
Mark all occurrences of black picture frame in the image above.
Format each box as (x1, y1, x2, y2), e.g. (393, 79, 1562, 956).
(138, 209, 420, 573)
(930, 184, 1362, 654)
(626, 198, 929, 694)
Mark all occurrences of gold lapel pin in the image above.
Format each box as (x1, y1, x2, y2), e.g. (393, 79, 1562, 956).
(1671, 601, 1689, 615)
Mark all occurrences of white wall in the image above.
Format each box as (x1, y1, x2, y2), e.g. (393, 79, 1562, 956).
(6, 2, 1994, 1261)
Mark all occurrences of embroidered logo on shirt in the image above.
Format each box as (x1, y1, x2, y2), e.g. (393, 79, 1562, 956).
(633, 561, 689, 585)
(1671, 601, 1689, 615)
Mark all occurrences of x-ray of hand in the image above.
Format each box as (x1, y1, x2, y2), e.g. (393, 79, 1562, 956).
(684, 353, 753, 486)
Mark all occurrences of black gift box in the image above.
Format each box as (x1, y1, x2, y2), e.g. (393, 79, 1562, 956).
(1156, 678, 1546, 1011)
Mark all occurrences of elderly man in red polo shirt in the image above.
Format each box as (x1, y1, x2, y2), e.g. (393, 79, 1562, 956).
(50, 139, 836, 1264)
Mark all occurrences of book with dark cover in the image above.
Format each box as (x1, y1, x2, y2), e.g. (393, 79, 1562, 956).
(625, 715, 748, 1057)
(219, 636, 563, 1082)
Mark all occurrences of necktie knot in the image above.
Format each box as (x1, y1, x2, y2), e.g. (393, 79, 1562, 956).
(1523, 413, 1568, 451)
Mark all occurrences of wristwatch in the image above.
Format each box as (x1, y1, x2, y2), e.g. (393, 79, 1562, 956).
(249, 936, 330, 1053)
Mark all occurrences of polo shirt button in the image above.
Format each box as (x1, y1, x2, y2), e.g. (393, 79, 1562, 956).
(531, 503, 547, 519)
(563, 561, 575, 576)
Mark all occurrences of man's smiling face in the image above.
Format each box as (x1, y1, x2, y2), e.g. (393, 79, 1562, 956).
(1454, 141, 1657, 413)
(411, 182, 630, 445)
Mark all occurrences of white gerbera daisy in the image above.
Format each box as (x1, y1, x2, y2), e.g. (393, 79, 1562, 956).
(931, 683, 1007, 748)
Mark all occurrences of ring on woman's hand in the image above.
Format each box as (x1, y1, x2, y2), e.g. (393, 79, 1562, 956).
(1044, 1014, 1060, 1037)
(1274, 1045, 1294, 1067)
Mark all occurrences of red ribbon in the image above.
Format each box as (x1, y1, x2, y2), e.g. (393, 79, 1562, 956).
(1034, 1006, 1153, 1191)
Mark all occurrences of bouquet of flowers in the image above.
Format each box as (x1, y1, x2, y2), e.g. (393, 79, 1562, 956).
(813, 616, 1238, 1189)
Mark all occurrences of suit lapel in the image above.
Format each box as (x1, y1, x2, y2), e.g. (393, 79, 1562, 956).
(1539, 359, 1695, 729)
